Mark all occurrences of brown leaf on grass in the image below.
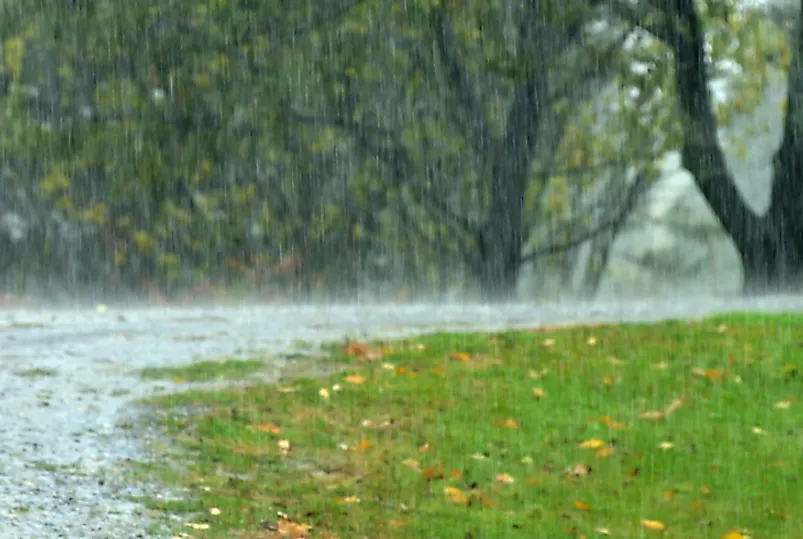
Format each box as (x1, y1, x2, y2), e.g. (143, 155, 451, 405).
(343, 342, 382, 361)
(692, 367, 723, 381)
(640, 410, 666, 421)
(640, 519, 667, 532)
(495, 418, 519, 430)
(389, 519, 406, 528)
(641, 396, 685, 421)
(402, 458, 420, 470)
(592, 416, 628, 430)
(449, 352, 471, 361)
(422, 463, 444, 480)
(334, 496, 360, 505)
(573, 500, 590, 511)
(565, 463, 591, 476)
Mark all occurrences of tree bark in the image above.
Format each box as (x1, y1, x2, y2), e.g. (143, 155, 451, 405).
(647, 0, 803, 292)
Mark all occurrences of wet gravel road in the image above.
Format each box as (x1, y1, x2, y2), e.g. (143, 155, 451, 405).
(2, 296, 803, 538)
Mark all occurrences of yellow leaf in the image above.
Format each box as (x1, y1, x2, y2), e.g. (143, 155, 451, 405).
(579, 438, 605, 449)
(721, 531, 744, 539)
(449, 352, 472, 361)
(640, 410, 665, 421)
(319, 388, 330, 400)
(640, 519, 667, 531)
(773, 400, 791, 410)
(573, 500, 590, 511)
(495, 473, 515, 484)
(595, 446, 615, 458)
(444, 486, 468, 504)
(533, 387, 545, 398)
(344, 374, 366, 384)
(602, 375, 613, 386)
(402, 458, 419, 470)
(495, 418, 519, 430)
(658, 442, 674, 450)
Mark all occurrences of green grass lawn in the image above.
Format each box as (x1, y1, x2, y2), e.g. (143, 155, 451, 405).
(133, 312, 803, 538)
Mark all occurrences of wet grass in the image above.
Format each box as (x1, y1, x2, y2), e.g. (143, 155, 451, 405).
(138, 359, 267, 383)
(134, 312, 803, 538)
(14, 367, 58, 378)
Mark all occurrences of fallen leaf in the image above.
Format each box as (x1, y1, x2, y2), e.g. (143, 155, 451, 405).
(640, 519, 666, 532)
(184, 522, 211, 530)
(579, 438, 605, 449)
(277, 386, 298, 393)
(602, 375, 613, 386)
(658, 442, 674, 450)
(209, 507, 221, 516)
(566, 463, 591, 476)
(721, 531, 745, 539)
(773, 400, 791, 410)
(640, 410, 665, 421)
(663, 491, 674, 500)
(573, 500, 590, 511)
(354, 439, 370, 451)
(595, 446, 615, 458)
(402, 458, 420, 470)
(533, 387, 545, 398)
(278, 439, 291, 456)
(495, 473, 515, 484)
(543, 338, 555, 347)
(422, 464, 443, 480)
(389, 519, 406, 528)
(652, 361, 669, 370)
(664, 397, 685, 415)
(256, 423, 281, 434)
(444, 486, 468, 504)
(344, 374, 366, 384)
(495, 418, 519, 430)
(751, 426, 767, 435)
(605, 356, 623, 365)
(449, 352, 471, 361)
(335, 495, 360, 504)
(318, 388, 330, 400)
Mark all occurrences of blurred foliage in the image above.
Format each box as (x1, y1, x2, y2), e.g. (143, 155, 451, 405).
(0, 0, 789, 300)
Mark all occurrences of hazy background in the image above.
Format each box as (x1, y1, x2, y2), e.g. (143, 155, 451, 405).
(0, 0, 801, 307)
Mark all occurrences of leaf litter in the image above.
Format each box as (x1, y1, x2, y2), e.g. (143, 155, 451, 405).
(143, 314, 803, 538)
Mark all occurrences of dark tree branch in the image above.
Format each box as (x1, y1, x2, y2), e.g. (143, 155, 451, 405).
(521, 168, 652, 262)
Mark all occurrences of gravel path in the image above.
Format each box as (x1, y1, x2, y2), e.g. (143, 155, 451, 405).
(2, 296, 803, 538)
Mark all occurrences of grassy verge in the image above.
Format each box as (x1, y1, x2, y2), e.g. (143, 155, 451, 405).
(133, 313, 803, 538)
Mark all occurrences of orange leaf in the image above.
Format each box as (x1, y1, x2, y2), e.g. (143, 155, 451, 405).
(255, 423, 281, 434)
(663, 491, 674, 500)
(495, 418, 519, 430)
(449, 468, 462, 479)
(354, 439, 370, 451)
(573, 500, 590, 511)
(449, 352, 472, 361)
(422, 464, 443, 480)
(721, 532, 744, 539)
(389, 519, 407, 528)
(344, 374, 366, 384)
(640, 519, 667, 531)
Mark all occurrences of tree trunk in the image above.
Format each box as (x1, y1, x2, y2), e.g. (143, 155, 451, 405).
(655, 0, 803, 294)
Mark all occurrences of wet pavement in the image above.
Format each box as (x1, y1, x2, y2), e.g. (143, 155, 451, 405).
(1, 296, 803, 537)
